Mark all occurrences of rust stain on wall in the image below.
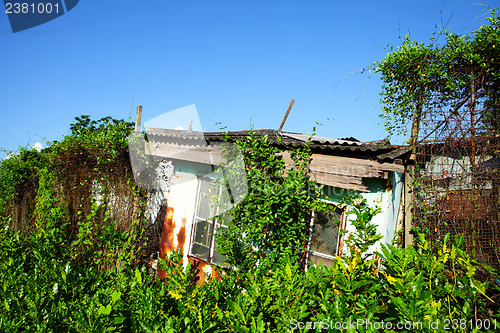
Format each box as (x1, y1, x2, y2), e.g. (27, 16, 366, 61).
(155, 207, 221, 285)
(157, 206, 175, 280)
(177, 217, 187, 250)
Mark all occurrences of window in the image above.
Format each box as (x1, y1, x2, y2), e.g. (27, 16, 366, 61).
(306, 204, 343, 268)
(189, 180, 342, 268)
(189, 178, 228, 265)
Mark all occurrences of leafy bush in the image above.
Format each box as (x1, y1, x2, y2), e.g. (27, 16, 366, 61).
(0, 117, 498, 332)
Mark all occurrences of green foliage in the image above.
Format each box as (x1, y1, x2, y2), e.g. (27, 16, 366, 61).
(0, 114, 146, 269)
(54, 115, 134, 162)
(378, 231, 495, 330)
(0, 117, 498, 331)
(374, 9, 500, 137)
(2, 191, 496, 332)
(0, 115, 134, 218)
(342, 195, 382, 256)
(0, 147, 48, 213)
(214, 129, 329, 276)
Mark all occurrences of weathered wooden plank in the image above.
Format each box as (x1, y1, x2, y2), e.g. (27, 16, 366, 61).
(311, 171, 369, 192)
(280, 151, 404, 177)
(310, 154, 405, 175)
(311, 170, 364, 185)
(311, 157, 383, 178)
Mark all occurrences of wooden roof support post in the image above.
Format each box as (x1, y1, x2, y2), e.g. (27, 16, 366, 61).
(135, 105, 143, 131)
(278, 99, 295, 132)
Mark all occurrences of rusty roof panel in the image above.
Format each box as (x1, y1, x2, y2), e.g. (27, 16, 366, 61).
(280, 132, 363, 146)
(142, 129, 409, 162)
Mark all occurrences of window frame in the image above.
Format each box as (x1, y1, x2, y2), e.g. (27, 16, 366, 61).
(189, 180, 344, 268)
(305, 199, 345, 269)
(188, 177, 228, 265)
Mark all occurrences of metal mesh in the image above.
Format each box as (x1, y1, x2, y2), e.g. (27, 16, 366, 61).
(414, 82, 500, 270)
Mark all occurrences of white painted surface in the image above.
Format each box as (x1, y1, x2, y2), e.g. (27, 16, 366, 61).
(340, 172, 404, 257)
(165, 171, 198, 270)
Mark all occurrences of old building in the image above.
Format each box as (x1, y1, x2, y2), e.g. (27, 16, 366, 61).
(133, 129, 412, 280)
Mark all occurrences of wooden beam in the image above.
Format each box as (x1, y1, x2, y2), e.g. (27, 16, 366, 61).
(135, 105, 143, 131)
(404, 164, 415, 248)
(310, 171, 369, 192)
(403, 97, 422, 248)
(279, 151, 406, 192)
(278, 99, 295, 132)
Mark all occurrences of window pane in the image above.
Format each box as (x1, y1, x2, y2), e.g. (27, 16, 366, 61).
(212, 248, 226, 265)
(193, 219, 213, 247)
(310, 207, 341, 257)
(211, 225, 227, 265)
(191, 243, 210, 261)
(219, 212, 233, 226)
(309, 254, 335, 267)
(197, 181, 218, 219)
(217, 186, 233, 218)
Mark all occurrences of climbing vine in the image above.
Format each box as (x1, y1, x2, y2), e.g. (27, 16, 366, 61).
(373, 9, 500, 138)
(214, 129, 331, 274)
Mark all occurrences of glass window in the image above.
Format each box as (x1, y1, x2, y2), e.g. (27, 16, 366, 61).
(190, 178, 230, 266)
(211, 225, 227, 265)
(197, 181, 218, 219)
(307, 205, 342, 267)
(309, 254, 335, 267)
(310, 208, 341, 257)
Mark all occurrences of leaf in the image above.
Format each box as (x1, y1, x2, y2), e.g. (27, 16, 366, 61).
(135, 268, 142, 284)
(226, 325, 250, 333)
(111, 291, 121, 302)
(98, 304, 112, 316)
(285, 263, 292, 280)
(169, 290, 183, 300)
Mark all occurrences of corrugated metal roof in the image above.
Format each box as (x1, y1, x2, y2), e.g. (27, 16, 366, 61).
(280, 133, 363, 146)
(142, 129, 410, 162)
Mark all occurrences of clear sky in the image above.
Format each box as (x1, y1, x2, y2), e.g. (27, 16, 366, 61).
(1, 0, 498, 159)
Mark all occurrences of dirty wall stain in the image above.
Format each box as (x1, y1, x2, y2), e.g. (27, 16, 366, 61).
(177, 217, 186, 251)
(156, 206, 218, 284)
(157, 206, 175, 280)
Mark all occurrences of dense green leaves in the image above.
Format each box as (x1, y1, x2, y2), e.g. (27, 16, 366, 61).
(213, 129, 329, 275)
(1, 196, 497, 332)
(0, 117, 498, 331)
(0, 147, 47, 211)
(374, 10, 500, 137)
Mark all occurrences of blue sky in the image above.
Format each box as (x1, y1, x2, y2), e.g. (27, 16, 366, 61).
(1, 1, 498, 158)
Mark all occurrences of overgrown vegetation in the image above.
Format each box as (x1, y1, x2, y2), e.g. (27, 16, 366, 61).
(372, 8, 499, 137)
(372, 8, 500, 274)
(0, 191, 498, 331)
(0, 115, 147, 269)
(214, 129, 330, 275)
(0, 116, 498, 331)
